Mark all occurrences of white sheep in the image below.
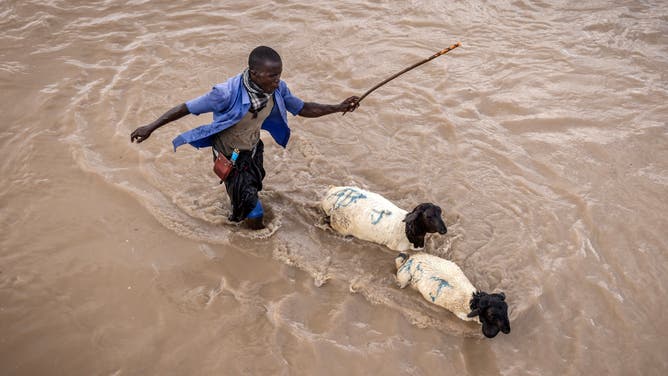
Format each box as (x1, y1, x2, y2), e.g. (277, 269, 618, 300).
(395, 252, 510, 338)
(320, 186, 447, 251)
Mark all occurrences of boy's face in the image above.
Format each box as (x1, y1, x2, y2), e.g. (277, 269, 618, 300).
(250, 59, 282, 94)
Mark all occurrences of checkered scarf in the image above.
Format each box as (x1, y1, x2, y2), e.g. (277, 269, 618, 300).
(242, 68, 270, 117)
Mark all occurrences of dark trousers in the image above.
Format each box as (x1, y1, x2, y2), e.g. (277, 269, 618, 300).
(223, 140, 266, 222)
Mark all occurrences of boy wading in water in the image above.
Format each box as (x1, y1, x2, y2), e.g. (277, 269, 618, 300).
(131, 46, 359, 230)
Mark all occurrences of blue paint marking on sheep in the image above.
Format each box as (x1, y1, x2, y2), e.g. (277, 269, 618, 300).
(398, 258, 413, 275)
(371, 209, 392, 225)
(331, 188, 367, 209)
(413, 262, 425, 282)
(429, 277, 451, 302)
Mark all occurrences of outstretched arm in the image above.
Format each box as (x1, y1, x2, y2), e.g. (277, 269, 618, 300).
(298, 96, 360, 118)
(130, 103, 190, 143)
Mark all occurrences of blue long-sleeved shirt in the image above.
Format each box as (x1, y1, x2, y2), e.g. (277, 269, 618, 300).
(171, 73, 305, 150)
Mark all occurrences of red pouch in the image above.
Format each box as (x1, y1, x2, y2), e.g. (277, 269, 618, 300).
(213, 154, 233, 181)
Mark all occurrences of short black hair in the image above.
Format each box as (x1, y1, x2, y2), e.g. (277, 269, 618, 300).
(248, 46, 282, 70)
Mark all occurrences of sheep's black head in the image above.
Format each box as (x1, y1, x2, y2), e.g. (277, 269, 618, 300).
(403, 203, 447, 248)
(467, 291, 511, 338)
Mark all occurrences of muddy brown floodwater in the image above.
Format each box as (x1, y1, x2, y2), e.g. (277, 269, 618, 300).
(1, 1, 667, 375)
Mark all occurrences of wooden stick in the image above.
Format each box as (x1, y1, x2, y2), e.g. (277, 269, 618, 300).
(344, 42, 461, 114)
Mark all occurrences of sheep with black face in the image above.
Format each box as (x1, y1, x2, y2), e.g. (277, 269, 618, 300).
(321, 186, 447, 251)
(395, 252, 510, 338)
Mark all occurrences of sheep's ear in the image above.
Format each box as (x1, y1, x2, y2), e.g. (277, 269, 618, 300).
(404, 204, 431, 223)
(498, 292, 506, 301)
(467, 309, 480, 318)
(403, 211, 419, 223)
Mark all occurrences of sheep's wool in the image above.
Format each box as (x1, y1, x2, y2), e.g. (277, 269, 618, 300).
(395, 253, 478, 322)
(321, 186, 414, 251)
